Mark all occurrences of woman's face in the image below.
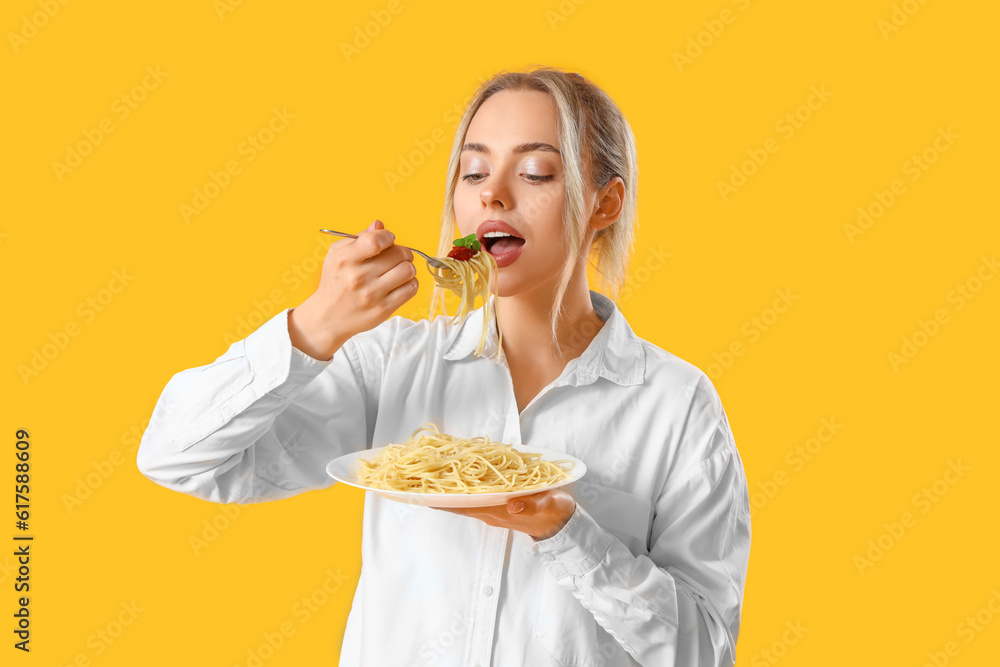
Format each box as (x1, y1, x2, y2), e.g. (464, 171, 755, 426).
(454, 89, 580, 298)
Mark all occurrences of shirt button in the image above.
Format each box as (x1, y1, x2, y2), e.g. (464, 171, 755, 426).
(482, 585, 493, 596)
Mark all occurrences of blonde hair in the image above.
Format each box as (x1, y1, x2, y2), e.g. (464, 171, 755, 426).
(430, 65, 639, 358)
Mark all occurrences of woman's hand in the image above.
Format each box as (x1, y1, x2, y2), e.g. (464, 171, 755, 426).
(289, 219, 418, 361)
(435, 488, 577, 541)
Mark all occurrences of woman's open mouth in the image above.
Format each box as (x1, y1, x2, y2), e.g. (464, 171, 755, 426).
(483, 234, 525, 267)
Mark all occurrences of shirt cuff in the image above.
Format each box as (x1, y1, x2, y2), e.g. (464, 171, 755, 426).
(528, 503, 613, 579)
(244, 308, 333, 399)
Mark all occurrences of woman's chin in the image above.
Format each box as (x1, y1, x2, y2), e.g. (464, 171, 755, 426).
(491, 274, 542, 301)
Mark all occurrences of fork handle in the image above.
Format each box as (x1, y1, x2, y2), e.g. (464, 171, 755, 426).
(319, 229, 358, 239)
(319, 228, 445, 268)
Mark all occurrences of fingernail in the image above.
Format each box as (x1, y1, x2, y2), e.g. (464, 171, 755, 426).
(510, 501, 525, 513)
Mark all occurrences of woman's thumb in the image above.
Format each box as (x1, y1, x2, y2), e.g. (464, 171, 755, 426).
(368, 218, 384, 231)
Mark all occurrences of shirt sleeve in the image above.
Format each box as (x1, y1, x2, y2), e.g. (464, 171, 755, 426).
(529, 376, 751, 667)
(136, 308, 384, 505)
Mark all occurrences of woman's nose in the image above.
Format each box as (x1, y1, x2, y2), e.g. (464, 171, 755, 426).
(480, 181, 510, 209)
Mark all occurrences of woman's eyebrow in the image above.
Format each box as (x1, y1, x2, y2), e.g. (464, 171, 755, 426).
(462, 141, 561, 156)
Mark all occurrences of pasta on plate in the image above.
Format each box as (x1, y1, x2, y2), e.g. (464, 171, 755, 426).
(357, 422, 575, 494)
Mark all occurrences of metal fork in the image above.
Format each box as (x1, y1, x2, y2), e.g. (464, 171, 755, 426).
(319, 228, 450, 269)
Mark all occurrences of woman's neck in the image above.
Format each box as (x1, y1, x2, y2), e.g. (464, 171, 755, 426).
(495, 265, 605, 368)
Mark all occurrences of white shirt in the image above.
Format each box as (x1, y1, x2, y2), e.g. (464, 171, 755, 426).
(137, 289, 751, 667)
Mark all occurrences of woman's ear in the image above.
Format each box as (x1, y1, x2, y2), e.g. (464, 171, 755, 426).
(591, 176, 625, 230)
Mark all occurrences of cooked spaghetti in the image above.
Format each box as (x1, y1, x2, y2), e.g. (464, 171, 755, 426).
(426, 240, 501, 358)
(357, 422, 575, 494)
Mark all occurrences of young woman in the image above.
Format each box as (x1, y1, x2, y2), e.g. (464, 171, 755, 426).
(137, 66, 751, 667)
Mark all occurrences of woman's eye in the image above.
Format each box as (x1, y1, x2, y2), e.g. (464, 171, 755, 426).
(461, 173, 554, 183)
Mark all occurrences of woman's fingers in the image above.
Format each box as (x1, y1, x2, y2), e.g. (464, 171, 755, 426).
(293, 219, 418, 359)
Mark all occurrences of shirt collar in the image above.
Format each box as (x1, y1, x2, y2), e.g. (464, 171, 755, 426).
(441, 290, 645, 387)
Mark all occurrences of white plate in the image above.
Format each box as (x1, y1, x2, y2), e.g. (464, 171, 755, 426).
(324, 444, 587, 508)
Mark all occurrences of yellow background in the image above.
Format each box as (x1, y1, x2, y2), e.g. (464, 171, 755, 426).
(3, 0, 998, 664)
